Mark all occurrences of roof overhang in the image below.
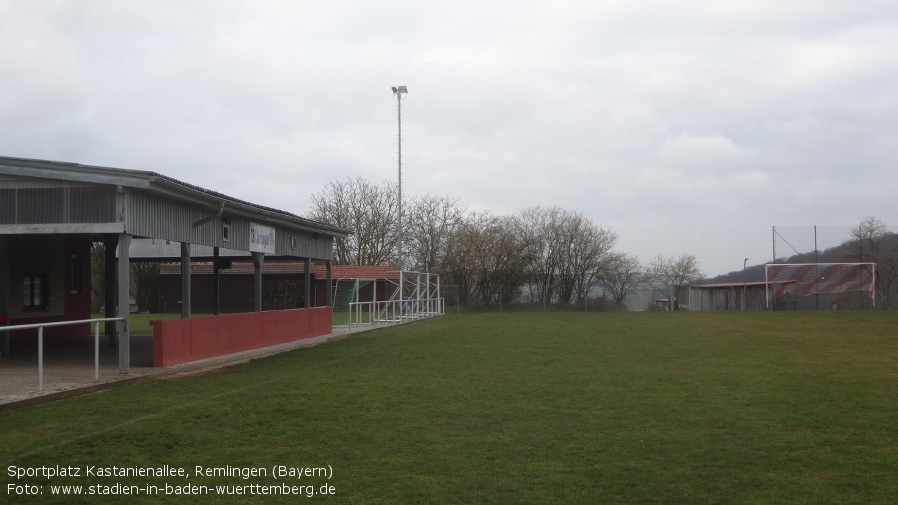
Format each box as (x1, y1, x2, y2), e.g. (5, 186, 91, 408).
(0, 155, 350, 238)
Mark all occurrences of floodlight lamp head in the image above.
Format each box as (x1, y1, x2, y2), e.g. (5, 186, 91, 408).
(392, 85, 408, 99)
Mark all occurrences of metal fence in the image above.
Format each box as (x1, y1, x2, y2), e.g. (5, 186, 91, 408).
(348, 297, 445, 330)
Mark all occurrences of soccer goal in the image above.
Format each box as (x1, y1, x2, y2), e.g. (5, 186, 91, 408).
(765, 263, 876, 309)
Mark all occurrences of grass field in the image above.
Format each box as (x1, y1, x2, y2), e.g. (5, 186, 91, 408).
(3, 312, 898, 504)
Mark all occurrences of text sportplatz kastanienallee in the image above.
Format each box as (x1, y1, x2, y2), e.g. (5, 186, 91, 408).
(8, 465, 333, 481)
(8, 465, 186, 479)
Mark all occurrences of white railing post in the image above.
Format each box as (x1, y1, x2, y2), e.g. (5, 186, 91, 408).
(38, 326, 44, 392)
(95, 321, 100, 381)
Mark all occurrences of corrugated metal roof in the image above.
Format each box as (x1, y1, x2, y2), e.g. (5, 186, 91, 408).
(0, 155, 349, 238)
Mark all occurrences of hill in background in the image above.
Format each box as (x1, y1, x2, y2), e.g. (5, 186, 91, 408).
(704, 232, 897, 284)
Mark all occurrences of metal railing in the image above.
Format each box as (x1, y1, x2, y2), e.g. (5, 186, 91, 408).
(348, 298, 445, 329)
(0, 317, 124, 392)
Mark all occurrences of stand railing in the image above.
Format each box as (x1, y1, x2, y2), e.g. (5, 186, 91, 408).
(0, 318, 123, 392)
(349, 298, 445, 329)
(375, 271, 442, 324)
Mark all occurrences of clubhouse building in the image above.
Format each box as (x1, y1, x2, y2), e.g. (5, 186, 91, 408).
(0, 155, 349, 371)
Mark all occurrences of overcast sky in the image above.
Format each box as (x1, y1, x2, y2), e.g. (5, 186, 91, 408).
(2, 0, 896, 276)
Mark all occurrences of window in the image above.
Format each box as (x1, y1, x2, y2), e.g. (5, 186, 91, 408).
(222, 223, 231, 242)
(70, 255, 82, 294)
(23, 274, 49, 311)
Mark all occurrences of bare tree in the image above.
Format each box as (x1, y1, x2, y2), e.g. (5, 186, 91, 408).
(405, 194, 465, 273)
(517, 206, 568, 306)
(443, 212, 528, 307)
(564, 218, 618, 308)
(647, 254, 703, 310)
(307, 177, 633, 312)
(850, 216, 898, 309)
(308, 176, 398, 265)
(132, 262, 165, 313)
(442, 213, 480, 305)
(473, 214, 529, 307)
(518, 206, 617, 307)
(601, 253, 644, 310)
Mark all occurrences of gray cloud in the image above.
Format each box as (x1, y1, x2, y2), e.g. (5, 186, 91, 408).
(2, 0, 896, 276)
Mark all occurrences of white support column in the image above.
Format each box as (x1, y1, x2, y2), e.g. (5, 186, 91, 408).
(425, 273, 431, 314)
(436, 275, 442, 314)
(415, 273, 422, 316)
(354, 278, 360, 326)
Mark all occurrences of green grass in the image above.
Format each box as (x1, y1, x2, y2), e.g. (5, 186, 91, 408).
(3, 312, 898, 504)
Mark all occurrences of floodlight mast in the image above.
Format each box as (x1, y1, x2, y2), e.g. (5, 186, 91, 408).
(392, 85, 408, 269)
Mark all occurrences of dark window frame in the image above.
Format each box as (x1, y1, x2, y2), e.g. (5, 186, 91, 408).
(23, 273, 49, 312)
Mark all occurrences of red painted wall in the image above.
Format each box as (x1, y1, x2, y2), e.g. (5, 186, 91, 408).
(151, 307, 332, 367)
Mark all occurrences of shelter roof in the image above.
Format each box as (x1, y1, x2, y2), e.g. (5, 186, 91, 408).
(0, 155, 349, 238)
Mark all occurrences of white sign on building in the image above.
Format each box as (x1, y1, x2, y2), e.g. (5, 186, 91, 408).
(249, 222, 276, 254)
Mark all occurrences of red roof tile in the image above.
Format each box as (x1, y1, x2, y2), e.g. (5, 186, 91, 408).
(160, 262, 401, 280)
(315, 264, 401, 280)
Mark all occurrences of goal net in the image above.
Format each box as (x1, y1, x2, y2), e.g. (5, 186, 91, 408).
(766, 263, 876, 306)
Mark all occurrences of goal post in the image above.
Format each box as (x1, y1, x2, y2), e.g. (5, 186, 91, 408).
(765, 262, 876, 308)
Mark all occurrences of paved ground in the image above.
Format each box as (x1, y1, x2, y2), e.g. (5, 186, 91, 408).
(0, 322, 392, 410)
